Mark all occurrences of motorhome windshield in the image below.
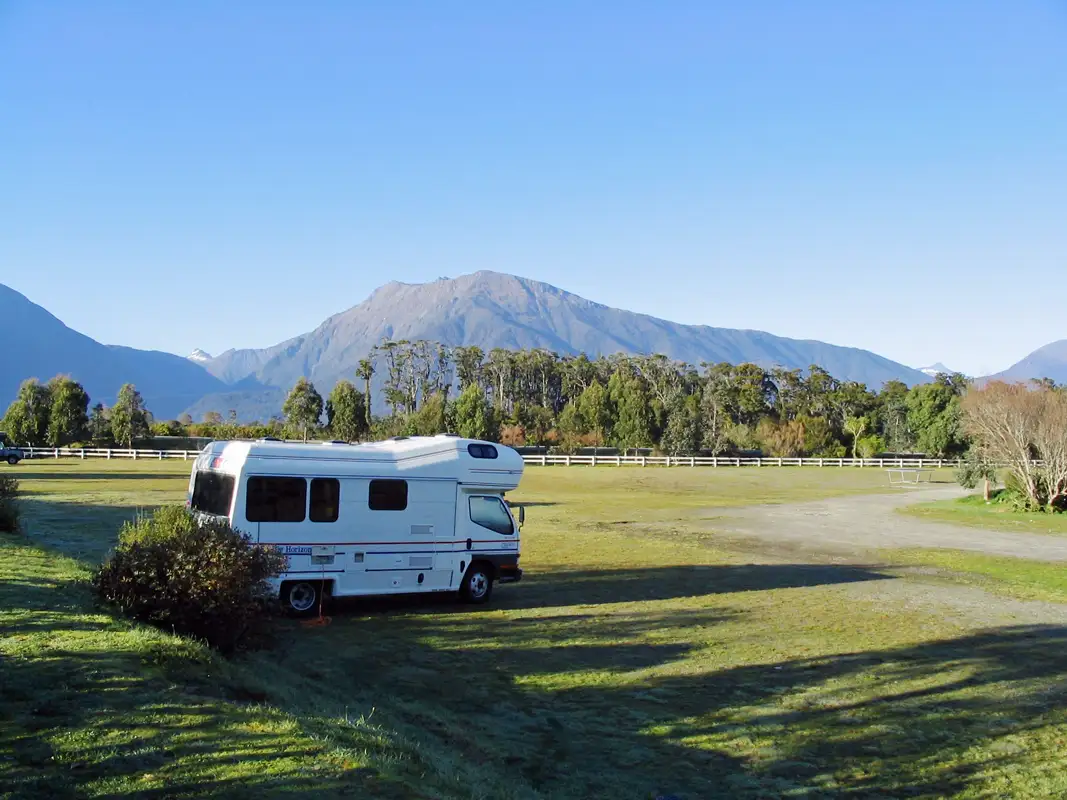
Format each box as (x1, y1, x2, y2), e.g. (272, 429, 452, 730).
(191, 471, 235, 517)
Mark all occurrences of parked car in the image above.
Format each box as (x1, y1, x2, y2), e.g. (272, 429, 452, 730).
(0, 432, 24, 465)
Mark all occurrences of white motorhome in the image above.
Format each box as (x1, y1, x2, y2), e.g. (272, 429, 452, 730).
(185, 434, 525, 614)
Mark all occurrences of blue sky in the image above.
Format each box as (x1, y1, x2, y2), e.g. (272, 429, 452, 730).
(2, 1, 1064, 377)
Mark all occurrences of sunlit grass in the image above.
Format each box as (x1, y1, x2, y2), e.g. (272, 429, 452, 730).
(899, 492, 1067, 536)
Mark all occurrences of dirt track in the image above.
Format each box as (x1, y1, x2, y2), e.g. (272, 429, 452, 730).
(711, 485, 1067, 562)
(704, 486, 1067, 627)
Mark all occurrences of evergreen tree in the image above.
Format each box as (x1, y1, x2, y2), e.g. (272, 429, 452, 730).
(609, 371, 653, 451)
(2, 378, 52, 446)
(661, 392, 702, 455)
(453, 383, 495, 441)
(46, 376, 90, 446)
(326, 380, 368, 442)
(110, 384, 151, 448)
(577, 381, 612, 448)
(282, 378, 324, 442)
(89, 403, 111, 443)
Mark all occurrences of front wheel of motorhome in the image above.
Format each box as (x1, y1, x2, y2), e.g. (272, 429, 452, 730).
(460, 563, 494, 604)
(282, 580, 324, 617)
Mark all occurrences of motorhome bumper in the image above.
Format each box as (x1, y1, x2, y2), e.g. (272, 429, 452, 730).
(498, 566, 523, 583)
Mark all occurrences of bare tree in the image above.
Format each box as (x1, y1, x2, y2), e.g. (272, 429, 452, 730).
(960, 381, 1067, 510)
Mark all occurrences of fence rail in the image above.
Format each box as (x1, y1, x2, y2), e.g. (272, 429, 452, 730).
(18, 446, 975, 470)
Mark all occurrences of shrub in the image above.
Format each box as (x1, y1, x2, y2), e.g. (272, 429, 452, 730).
(0, 476, 19, 533)
(93, 506, 287, 652)
(856, 434, 887, 459)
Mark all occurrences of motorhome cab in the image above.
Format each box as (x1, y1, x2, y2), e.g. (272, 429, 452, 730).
(185, 434, 525, 614)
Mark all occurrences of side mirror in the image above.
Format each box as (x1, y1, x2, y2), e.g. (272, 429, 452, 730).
(517, 505, 525, 527)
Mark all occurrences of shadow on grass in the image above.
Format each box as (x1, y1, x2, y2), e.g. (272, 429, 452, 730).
(13, 470, 185, 482)
(17, 497, 161, 562)
(0, 538, 427, 799)
(278, 609, 1067, 798)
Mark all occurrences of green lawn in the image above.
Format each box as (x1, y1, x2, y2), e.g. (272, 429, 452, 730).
(899, 492, 1067, 536)
(5, 461, 1067, 798)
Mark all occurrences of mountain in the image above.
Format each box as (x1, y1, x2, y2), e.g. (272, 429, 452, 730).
(188, 349, 213, 363)
(918, 362, 955, 377)
(195, 271, 930, 417)
(983, 340, 1067, 385)
(0, 283, 226, 419)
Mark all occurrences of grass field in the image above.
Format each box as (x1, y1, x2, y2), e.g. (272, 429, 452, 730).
(900, 492, 1067, 536)
(5, 461, 1067, 798)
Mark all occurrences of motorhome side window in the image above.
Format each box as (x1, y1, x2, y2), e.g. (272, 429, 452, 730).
(246, 477, 307, 522)
(469, 495, 514, 535)
(467, 443, 498, 459)
(368, 479, 407, 511)
(191, 471, 235, 517)
(310, 478, 340, 523)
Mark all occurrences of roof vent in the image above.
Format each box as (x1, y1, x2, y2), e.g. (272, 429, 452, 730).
(259, 436, 282, 442)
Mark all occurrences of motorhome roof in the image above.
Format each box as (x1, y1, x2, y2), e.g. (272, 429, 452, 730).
(201, 434, 519, 464)
(196, 434, 523, 490)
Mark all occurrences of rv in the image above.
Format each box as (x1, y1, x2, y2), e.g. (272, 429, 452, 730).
(185, 434, 525, 614)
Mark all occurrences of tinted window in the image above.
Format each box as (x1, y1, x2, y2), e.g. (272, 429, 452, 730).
(310, 478, 340, 523)
(467, 443, 498, 459)
(246, 477, 307, 522)
(191, 471, 235, 517)
(469, 495, 514, 535)
(369, 479, 407, 511)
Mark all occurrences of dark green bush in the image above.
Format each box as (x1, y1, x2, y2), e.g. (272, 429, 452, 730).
(0, 476, 18, 533)
(955, 455, 998, 491)
(93, 506, 287, 652)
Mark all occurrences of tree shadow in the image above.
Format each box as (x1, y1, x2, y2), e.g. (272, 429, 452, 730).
(17, 497, 158, 562)
(500, 563, 894, 609)
(13, 470, 185, 482)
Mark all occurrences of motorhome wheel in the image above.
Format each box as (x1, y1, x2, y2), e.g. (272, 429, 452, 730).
(283, 581, 321, 616)
(461, 563, 493, 604)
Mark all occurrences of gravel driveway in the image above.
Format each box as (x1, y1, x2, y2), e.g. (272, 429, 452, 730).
(710, 485, 1067, 562)
(693, 486, 1067, 627)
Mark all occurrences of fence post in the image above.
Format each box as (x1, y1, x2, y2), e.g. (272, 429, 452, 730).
(132, 450, 137, 461)
(158, 451, 163, 460)
(689, 457, 695, 467)
(937, 459, 943, 469)
(640, 457, 647, 467)
(565, 455, 571, 467)
(80, 449, 85, 460)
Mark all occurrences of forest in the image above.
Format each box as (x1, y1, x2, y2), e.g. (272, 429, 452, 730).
(2, 340, 972, 458)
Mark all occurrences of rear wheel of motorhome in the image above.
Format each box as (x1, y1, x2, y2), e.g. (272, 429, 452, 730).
(282, 580, 324, 616)
(460, 562, 493, 604)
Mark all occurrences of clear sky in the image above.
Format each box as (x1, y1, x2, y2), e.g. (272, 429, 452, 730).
(2, 1, 1064, 377)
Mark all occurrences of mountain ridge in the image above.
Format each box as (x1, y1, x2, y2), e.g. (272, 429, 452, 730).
(982, 340, 1067, 386)
(188, 271, 933, 418)
(0, 283, 225, 418)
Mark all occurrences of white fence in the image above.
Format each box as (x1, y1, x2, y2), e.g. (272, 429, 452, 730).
(20, 446, 966, 470)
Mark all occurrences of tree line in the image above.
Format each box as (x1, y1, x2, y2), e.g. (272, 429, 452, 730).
(3, 341, 976, 457)
(2, 377, 151, 448)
